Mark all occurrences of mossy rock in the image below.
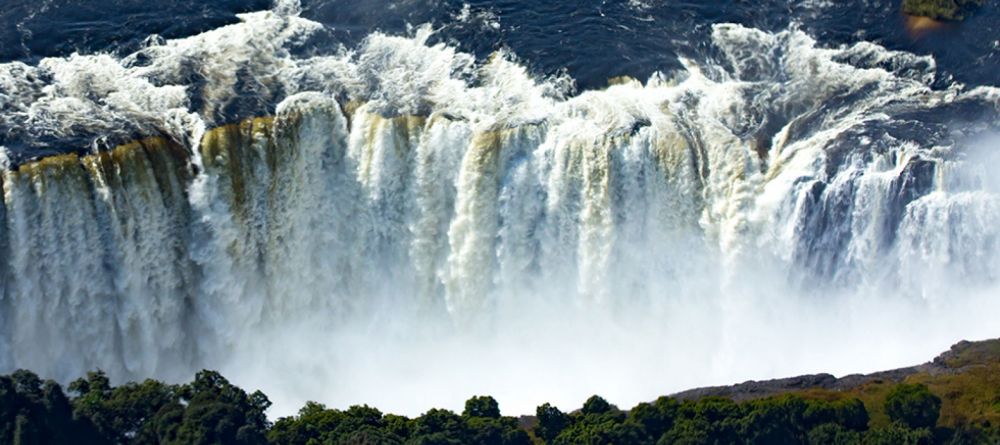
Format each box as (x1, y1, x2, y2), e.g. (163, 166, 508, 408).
(933, 339, 1000, 369)
(902, 0, 986, 21)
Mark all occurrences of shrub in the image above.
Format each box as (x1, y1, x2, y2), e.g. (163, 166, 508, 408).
(885, 384, 942, 430)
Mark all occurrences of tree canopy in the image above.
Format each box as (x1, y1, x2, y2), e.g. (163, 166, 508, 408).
(0, 369, 993, 445)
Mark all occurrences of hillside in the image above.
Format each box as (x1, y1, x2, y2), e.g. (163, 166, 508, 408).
(670, 338, 1000, 430)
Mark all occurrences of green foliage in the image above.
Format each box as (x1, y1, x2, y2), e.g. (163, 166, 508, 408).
(69, 371, 179, 444)
(543, 395, 636, 445)
(806, 423, 861, 445)
(534, 403, 570, 443)
(741, 395, 810, 444)
(155, 370, 271, 445)
(467, 417, 531, 445)
(267, 396, 526, 445)
(267, 402, 398, 445)
(547, 394, 875, 445)
(803, 398, 869, 432)
(627, 397, 678, 441)
(863, 422, 935, 445)
(581, 395, 615, 415)
(901, 0, 985, 20)
(0, 370, 102, 445)
(943, 421, 1000, 445)
(658, 417, 712, 445)
(550, 418, 644, 445)
(412, 408, 469, 442)
(667, 397, 743, 444)
(67, 369, 272, 445)
(886, 383, 943, 429)
(464, 396, 502, 419)
(0, 367, 989, 445)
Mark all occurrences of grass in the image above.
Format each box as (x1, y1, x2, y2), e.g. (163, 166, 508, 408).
(772, 339, 1000, 430)
(695, 339, 1000, 431)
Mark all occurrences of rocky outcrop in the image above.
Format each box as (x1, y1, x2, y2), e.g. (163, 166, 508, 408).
(671, 338, 1000, 402)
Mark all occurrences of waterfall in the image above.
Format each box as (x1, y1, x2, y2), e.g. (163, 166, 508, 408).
(0, 6, 998, 415)
(1, 140, 195, 379)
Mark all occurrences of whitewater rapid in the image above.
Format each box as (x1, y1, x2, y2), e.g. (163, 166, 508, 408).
(1, 4, 999, 415)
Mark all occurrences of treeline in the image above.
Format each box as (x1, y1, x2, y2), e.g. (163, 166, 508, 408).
(2, 369, 998, 445)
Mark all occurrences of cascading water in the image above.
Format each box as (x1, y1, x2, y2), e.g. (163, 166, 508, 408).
(0, 2, 999, 415)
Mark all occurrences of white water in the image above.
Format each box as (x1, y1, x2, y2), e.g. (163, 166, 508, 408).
(1, 4, 999, 416)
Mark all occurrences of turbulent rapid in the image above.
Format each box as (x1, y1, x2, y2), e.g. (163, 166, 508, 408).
(1, 2, 999, 416)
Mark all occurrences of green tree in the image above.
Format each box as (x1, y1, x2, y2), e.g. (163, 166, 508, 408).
(156, 370, 271, 445)
(551, 416, 643, 445)
(384, 413, 413, 440)
(40, 381, 79, 444)
(740, 395, 809, 445)
(581, 396, 614, 416)
(658, 418, 711, 445)
(547, 396, 643, 445)
(464, 396, 501, 419)
(628, 397, 679, 441)
(1, 370, 103, 445)
(334, 426, 402, 444)
(267, 402, 344, 445)
(660, 397, 742, 445)
(885, 384, 942, 430)
(500, 427, 532, 445)
(534, 403, 570, 443)
(806, 423, 862, 445)
(69, 372, 180, 445)
(13, 414, 38, 445)
(410, 408, 469, 444)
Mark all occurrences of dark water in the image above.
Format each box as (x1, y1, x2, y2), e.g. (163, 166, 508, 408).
(0, 0, 270, 62)
(2, 0, 997, 90)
